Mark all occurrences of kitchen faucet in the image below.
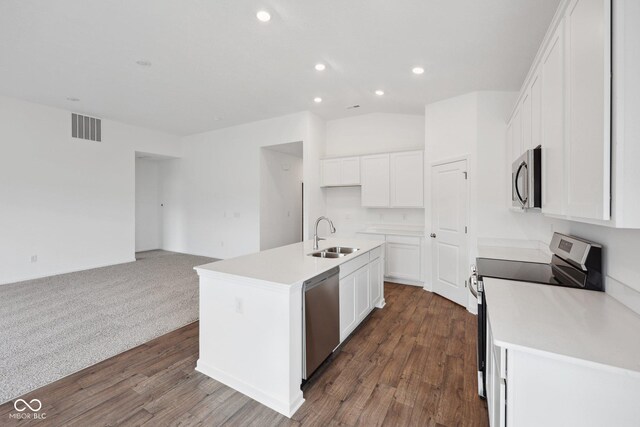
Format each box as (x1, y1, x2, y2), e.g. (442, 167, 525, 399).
(313, 216, 336, 249)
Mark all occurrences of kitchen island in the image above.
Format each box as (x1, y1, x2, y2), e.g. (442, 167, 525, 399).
(194, 238, 385, 417)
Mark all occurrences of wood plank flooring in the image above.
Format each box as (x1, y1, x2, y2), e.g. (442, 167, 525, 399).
(0, 283, 488, 426)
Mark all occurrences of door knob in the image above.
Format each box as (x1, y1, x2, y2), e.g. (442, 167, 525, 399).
(430, 233, 436, 238)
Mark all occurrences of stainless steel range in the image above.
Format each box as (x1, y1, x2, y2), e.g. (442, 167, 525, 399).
(469, 232, 603, 398)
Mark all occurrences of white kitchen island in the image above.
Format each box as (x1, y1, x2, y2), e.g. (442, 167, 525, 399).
(194, 238, 385, 417)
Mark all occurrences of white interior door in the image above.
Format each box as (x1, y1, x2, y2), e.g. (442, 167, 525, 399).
(431, 159, 468, 307)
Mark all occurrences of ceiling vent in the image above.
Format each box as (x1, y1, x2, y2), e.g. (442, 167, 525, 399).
(71, 113, 101, 142)
(346, 104, 361, 109)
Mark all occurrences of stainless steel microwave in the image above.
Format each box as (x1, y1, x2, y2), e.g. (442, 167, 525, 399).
(512, 146, 541, 209)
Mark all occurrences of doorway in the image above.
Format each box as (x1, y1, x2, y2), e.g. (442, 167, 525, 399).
(259, 142, 304, 251)
(135, 153, 168, 253)
(431, 158, 469, 307)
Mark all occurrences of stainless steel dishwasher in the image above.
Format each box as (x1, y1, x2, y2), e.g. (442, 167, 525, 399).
(303, 267, 340, 380)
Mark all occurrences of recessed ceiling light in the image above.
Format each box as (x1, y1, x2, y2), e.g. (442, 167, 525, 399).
(66, 97, 80, 102)
(136, 60, 152, 67)
(315, 63, 326, 71)
(314, 97, 322, 103)
(412, 66, 425, 75)
(256, 10, 271, 22)
(375, 90, 385, 96)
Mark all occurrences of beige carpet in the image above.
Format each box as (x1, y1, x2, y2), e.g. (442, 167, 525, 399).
(0, 250, 215, 404)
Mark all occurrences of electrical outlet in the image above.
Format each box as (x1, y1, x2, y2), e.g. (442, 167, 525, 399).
(235, 297, 243, 314)
(30, 255, 38, 263)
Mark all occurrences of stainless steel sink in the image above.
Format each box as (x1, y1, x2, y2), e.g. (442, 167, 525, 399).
(308, 246, 359, 258)
(325, 246, 359, 254)
(309, 251, 343, 258)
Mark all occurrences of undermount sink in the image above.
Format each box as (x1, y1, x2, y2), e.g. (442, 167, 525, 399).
(325, 246, 359, 254)
(309, 251, 343, 258)
(308, 246, 359, 258)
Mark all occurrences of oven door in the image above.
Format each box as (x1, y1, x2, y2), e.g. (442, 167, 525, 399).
(512, 152, 529, 208)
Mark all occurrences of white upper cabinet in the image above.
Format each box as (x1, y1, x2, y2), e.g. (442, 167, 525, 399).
(390, 151, 424, 208)
(521, 91, 532, 153)
(565, 0, 611, 220)
(541, 20, 566, 216)
(361, 154, 391, 207)
(530, 71, 543, 151)
(320, 156, 360, 187)
(361, 151, 424, 208)
(507, 0, 637, 226)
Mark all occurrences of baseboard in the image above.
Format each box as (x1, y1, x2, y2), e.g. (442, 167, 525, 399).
(385, 277, 424, 287)
(196, 360, 304, 418)
(0, 258, 136, 286)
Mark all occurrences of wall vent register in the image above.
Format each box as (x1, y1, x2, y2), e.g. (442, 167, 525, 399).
(71, 113, 101, 142)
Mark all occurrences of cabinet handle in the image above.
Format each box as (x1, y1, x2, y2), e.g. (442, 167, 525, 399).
(430, 233, 436, 238)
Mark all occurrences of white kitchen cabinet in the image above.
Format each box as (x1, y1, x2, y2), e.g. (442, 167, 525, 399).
(321, 157, 360, 187)
(320, 156, 360, 187)
(521, 91, 532, 154)
(354, 265, 370, 323)
(369, 256, 383, 308)
(385, 235, 421, 283)
(541, 20, 566, 216)
(361, 154, 390, 207)
(530, 70, 542, 150)
(565, 0, 611, 220)
(390, 151, 424, 207)
(512, 106, 522, 160)
(339, 268, 357, 342)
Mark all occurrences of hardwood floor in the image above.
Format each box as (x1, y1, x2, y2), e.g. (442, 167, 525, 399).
(0, 283, 488, 426)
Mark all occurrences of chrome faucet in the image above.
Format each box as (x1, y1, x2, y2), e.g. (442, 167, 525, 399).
(313, 216, 336, 249)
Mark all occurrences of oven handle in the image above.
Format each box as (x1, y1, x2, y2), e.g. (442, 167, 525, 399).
(514, 160, 528, 207)
(469, 274, 478, 298)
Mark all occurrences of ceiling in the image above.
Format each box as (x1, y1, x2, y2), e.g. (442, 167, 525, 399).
(0, 0, 561, 136)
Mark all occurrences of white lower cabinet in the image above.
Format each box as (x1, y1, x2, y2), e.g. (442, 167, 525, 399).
(385, 236, 421, 283)
(339, 248, 385, 343)
(486, 309, 640, 427)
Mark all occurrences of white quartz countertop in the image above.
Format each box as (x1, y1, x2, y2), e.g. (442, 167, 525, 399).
(484, 278, 640, 377)
(195, 238, 384, 286)
(477, 245, 551, 263)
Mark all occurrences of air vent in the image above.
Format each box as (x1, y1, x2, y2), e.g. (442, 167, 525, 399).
(71, 113, 101, 141)
(346, 104, 360, 109)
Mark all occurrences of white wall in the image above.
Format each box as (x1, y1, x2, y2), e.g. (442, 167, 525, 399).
(135, 158, 163, 252)
(323, 113, 426, 237)
(260, 148, 303, 250)
(161, 112, 325, 259)
(0, 96, 181, 285)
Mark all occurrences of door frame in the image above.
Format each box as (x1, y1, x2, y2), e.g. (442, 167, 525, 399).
(428, 155, 470, 309)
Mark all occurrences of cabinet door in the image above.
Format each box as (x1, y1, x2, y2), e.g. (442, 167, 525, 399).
(530, 71, 542, 150)
(321, 159, 341, 187)
(566, 0, 611, 220)
(386, 242, 421, 281)
(521, 91, 532, 153)
(512, 107, 522, 160)
(369, 257, 382, 307)
(339, 273, 357, 342)
(390, 151, 424, 207)
(354, 266, 370, 323)
(340, 157, 360, 185)
(361, 154, 390, 207)
(541, 20, 566, 216)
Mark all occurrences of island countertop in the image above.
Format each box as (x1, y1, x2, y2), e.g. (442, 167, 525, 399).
(195, 238, 384, 286)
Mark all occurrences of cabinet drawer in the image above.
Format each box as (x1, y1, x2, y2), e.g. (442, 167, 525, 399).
(369, 246, 383, 261)
(339, 253, 369, 279)
(385, 235, 421, 245)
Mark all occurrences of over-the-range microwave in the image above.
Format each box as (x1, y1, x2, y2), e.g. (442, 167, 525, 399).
(512, 146, 541, 209)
